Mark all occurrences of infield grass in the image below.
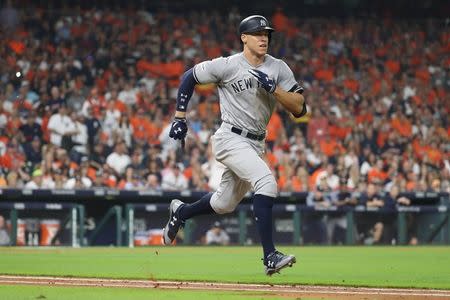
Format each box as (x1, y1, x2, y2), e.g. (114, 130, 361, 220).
(0, 246, 449, 289)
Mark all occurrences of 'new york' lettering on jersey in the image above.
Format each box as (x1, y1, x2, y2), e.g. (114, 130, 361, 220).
(230, 77, 262, 94)
(193, 53, 298, 134)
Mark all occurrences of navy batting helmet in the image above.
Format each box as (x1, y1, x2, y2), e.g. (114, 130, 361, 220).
(239, 15, 274, 35)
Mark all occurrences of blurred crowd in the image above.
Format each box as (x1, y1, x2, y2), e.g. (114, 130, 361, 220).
(0, 3, 448, 194)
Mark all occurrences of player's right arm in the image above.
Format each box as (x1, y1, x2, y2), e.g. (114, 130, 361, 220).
(174, 68, 198, 119)
(174, 57, 226, 117)
(170, 57, 226, 140)
(169, 68, 198, 141)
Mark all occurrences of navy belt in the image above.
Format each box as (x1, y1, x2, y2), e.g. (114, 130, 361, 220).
(231, 126, 265, 141)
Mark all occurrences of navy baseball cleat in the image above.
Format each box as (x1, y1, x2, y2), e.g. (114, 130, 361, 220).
(263, 250, 296, 276)
(162, 199, 185, 245)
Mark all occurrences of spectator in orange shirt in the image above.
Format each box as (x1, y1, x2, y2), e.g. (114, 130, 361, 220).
(272, 7, 289, 33)
(130, 108, 156, 146)
(1, 138, 26, 171)
(266, 109, 283, 151)
(390, 112, 412, 138)
(319, 135, 344, 157)
(314, 68, 334, 82)
(384, 57, 400, 75)
(307, 108, 329, 144)
(424, 141, 443, 167)
(367, 159, 388, 184)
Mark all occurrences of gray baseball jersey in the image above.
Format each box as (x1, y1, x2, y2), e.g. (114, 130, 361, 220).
(193, 53, 299, 133)
(192, 52, 301, 213)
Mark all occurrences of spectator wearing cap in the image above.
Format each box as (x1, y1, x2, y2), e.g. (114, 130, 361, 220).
(127, 148, 146, 178)
(304, 183, 333, 244)
(145, 174, 162, 191)
(161, 162, 188, 191)
(92, 169, 106, 188)
(123, 170, 144, 191)
(79, 156, 92, 176)
(102, 100, 121, 145)
(23, 136, 42, 166)
(13, 82, 34, 113)
(100, 165, 118, 188)
(305, 142, 324, 174)
(142, 143, 163, 167)
(88, 142, 107, 170)
(47, 86, 66, 114)
(69, 112, 88, 162)
(66, 84, 85, 113)
(114, 114, 133, 148)
(324, 163, 340, 191)
(378, 181, 398, 229)
(357, 182, 387, 244)
(24, 168, 43, 189)
(64, 170, 92, 189)
(205, 221, 230, 245)
(144, 158, 163, 185)
(47, 105, 76, 148)
(118, 81, 138, 106)
(19, 113, 42, 143)
(41, 168, 60, 189)
(1, 138, 26, 172)
(84, 106, 102, 153)
(106, 140, 131, 176)
(81, 87, 106, 119)
(388, 184, 418, 244)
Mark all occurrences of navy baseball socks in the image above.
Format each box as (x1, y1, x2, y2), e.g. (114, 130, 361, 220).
(253, 194, 296, 275)
(162, 193, 214, 245)
(177, 192, 214, 220)
(253, 194, 276, 257)
(162, 193, 295, 275)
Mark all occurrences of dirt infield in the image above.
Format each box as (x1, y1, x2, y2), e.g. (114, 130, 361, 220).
(1, 275, 449, 299)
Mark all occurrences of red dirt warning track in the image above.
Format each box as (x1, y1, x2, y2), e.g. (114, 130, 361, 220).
(0, 275, 449, 299)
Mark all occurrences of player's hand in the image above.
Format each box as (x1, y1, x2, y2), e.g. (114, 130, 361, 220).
(248, 69, 276, 93)
(169, 117, 188, 140)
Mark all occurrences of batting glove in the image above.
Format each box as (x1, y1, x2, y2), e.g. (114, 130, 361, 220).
(169, 117, 188, 140)
(249, 69, 276, 93)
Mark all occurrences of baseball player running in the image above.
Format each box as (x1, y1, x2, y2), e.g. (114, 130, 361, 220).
(163, 15, 306, 275)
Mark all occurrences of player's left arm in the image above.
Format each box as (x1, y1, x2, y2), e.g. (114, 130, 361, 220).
(249, 61, 306, 117)
(272, 85, 305, 117)
(274, 61, 306, 117)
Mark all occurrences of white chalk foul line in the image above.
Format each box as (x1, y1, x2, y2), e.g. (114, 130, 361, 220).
(0, 275, 449, 298)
